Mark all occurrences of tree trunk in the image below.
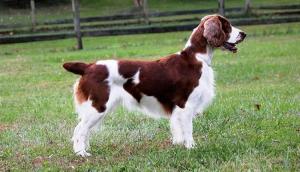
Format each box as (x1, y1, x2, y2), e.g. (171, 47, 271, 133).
(218, 0, 225, 16)
(30, 0, 36, 31)
(245, 0, 251, 14)
(72, 0, 83, 50)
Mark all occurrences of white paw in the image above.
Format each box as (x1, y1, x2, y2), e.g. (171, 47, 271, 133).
(75, 150, 91, 157)
(184, 139, 196, 149)
(172, 137, 184, 145)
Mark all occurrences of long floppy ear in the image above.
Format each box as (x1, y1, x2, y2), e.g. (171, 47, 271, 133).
(203, 17, 226, 47)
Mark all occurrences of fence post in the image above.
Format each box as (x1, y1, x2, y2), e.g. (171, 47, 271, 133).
(72, 0, 83, 50)
(218, 0, 225, 16)
(245, 0, 251, 14)
(142, 0, 149, 24)
(30, 0, 36, 31)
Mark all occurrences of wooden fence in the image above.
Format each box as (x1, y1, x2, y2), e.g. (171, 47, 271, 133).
(0, 4, 300, 44)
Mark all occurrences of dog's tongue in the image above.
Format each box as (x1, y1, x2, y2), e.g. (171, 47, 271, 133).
(223, 42, 237, 53)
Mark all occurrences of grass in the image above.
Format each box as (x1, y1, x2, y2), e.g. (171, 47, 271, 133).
(0, 22, 300, 171)
(1, 0, 300, 26)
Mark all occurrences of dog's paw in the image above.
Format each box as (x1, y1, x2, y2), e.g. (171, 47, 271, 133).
(76, 150, 91, 157)
(184, 139, 196, 149)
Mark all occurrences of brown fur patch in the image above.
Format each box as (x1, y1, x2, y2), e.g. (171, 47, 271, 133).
(203, 15, 231, 47)
(75, 82, 87, 105)
(76, 64, 110, 112)
(119, 54, 202, 114)
(190, 24, 207, 54)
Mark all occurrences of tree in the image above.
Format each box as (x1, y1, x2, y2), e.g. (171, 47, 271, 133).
(71, 0, 83, 50)
(218, 0, 225, 16)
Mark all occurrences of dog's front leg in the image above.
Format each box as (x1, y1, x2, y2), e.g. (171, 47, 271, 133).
(170, 109, 195, 148)
(171, 108, 196, 149)
(180, 113, 195, 149)
(170, 113, 184, 145)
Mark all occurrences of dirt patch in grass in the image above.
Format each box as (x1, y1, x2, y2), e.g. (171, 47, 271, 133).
(0, 123, 16, 132)
(32, 156, 49, 168)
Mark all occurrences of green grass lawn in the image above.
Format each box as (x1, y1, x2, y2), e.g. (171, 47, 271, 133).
(0, 22, 300, 171)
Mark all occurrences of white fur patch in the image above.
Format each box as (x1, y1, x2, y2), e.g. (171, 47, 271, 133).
(195, 46, 213, 66)
(227, 26, 242, 43)
(72, 98, 104, 157)
(132, 69, 140, 84)
(194, 60, 215, 113)
(139, 94, 169, 118)
(96, 60, 125, 84)
(76, 99, 99, 120)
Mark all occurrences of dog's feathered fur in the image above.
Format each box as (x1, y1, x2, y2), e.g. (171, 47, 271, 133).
(63, 15, 246, 157)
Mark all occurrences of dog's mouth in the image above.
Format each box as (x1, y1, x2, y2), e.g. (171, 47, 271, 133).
(223, 42, 237, 53)
(223, 32, 246, 53)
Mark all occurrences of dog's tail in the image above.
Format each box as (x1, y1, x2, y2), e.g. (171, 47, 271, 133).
(63, 62, 89, 75)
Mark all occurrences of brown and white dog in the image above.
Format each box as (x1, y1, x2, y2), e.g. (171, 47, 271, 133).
(63, 14, 246, 157)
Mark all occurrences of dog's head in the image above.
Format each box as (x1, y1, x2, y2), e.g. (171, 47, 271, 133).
(201, 15, 246, 53)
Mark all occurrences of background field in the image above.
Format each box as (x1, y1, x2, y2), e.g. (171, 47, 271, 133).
(2, 0, 300, 44)
(2, 0, 300, 25)
(0, 22, 299, 171)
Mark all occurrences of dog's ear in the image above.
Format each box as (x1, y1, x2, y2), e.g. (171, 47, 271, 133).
(203, 17, 226, 47)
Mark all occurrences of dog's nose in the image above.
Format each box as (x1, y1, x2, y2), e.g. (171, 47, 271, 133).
(240, 32, 247, 39)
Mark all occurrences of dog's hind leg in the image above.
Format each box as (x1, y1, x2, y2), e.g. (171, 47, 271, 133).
(72, 83, 121, 157)
(72, 100, 105, 157)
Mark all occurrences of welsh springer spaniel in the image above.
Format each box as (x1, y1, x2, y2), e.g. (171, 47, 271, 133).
(63, 14, 246, 157)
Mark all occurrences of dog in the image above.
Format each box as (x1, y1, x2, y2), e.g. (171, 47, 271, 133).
(63, 14, 246, 157)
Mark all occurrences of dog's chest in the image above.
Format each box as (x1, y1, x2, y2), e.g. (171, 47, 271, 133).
(185, 62, 215, 113)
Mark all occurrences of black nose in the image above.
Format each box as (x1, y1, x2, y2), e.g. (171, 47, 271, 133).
(240, 32, 247, 39)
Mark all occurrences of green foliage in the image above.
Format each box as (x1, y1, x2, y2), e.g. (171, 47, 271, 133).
(0, 22, 299, 171)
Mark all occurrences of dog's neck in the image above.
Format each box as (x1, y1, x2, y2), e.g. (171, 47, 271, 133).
(192, 46, 213, 66)
(181, 26, 213, 66)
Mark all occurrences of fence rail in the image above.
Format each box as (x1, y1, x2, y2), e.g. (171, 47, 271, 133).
(1, 3, 300, 44)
